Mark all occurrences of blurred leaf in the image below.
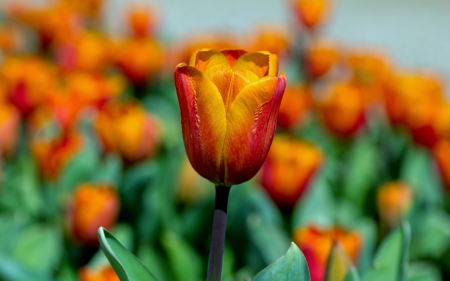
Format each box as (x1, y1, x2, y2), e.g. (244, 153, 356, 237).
(354, 219, 377, 276)
(91, 153, 123, 184)
(160, 231, 203, 281)
(252, 242, 311, 281)
(56, 259, 78, 281)
(247, 214, 291, 265)
(400, 146, 443, 206)
(0, 255, 51, 281)
(11, 224, 62, 274)
(362, 221, 411, 281)
(98, 227, 158, 281)
(137, 245, 173, 281)
(342, 137, 379, 207)
(324, 242, 360, 281)
(407, 262, 442, 281)
(223, 243, 236, 280)
(410, 209, 450, 259)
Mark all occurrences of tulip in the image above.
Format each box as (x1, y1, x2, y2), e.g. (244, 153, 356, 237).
(95, 100, 160, 163)
(277, 84, 312, 130)
(377, 182, 413, 228)
(69, 183, 120, 245)
(292, 0, 329, 30)
(31, 132, 83, 180)
(433, 140, 450, 190)
(304, 41, 338, 80)
(259, 135, 322, 208)
(0, 102, 20, 157)
(127, 6, 158, 38)
(174, 49, 286, 186)
(294, 225, 361, 281)
(79, 265, 119, 281)
(317, 82, 366, 137)
(248, 27, 290, 57)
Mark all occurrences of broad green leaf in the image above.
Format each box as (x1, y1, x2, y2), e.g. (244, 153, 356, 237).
(363, 222, 411, 281)
(252, 242, 311, 281)
(160, 231, 203, 281)
(407, 262, 441, 281)
(325, 242, 360, 281)
(98, 227, 158, 281)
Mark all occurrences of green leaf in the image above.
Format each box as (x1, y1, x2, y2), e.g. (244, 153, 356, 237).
(252, 242, 311, 281)
(325, 242, 360, 281)
(0, 255, 51, 281)
(407, 262, 441, 281)
(160, 231, 203, 281)
(362, 222, 411, 281)
(98, 227, 158, 281)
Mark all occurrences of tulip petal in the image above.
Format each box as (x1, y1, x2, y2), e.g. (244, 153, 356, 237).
(204, 64, 260, 112)
(189, 49, 230, 72)
(233, 52, 279, 78)
(220, 49, 247, 67)
(224, 74, 286, 184)
(174, 64, 227, 183)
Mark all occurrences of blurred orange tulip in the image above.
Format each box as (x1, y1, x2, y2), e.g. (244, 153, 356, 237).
(177, 157, 212, 205)
(294, 226, 361, 281)
(0, 102, 20, 157)
(69, 183, 120, 245)
(433, 140, 450, 190)
(259, 135, 322, 207)
(377, 182, 413, 228)
(318, 82, 366, 137)
(0, 55, 57, 115)
(95, 100, 160, 163)
(305, 41, 338, 79)
(127, 6, 158, 38)
(248, 27, 290, 57)
(293, 0, 329, 30)
(114, 38, 164, 85)
(31, 132, 83, 180)
(79, 265, 119, 281)
(277, 84, 312, 130)
(174, 49, 286, 186)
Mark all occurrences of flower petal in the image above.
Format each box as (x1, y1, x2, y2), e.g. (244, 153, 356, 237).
(220, 49, 247, 67)
(223, 74, 286, 184)
(174, 64, 227, 183)
(189, 49, 230, 72)
(233, 51, 279, 78)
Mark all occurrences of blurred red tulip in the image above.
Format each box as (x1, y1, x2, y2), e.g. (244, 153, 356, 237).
(69, 183, 120, 245)
(259, 135, 322, 208)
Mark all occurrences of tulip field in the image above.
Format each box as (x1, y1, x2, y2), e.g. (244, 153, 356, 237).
(1, 0, 450, 280)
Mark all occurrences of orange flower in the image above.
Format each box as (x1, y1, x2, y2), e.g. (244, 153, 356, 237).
(174, 49, 286, 186)
(318, 82, 366, 137)
(433, 140, 450, 190)
(305, 41, 338, 79)
(293, 0, 329, 30)
(0, 24, 23, 53)
(0, 102, 20, 157)
(95, 100, 160, 163)
(31, 132, 82, 180)
(377, 182, 413, 227)
(277, 84, 312, 130)
(69, 183, 120, 245)
(80, 265, 119, 281)
(0, 55, 56, 115)
(248, 27, 290, 57)
(259, 135, 322, 207)
(127, 6, 158, 38)
(294, 226, 361, 281)
(114, 38, 164, 85)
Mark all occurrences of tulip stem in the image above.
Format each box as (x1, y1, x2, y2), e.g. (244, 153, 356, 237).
(206, 185, 231, 281)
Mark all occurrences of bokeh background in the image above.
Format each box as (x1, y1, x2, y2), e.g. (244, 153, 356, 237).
(0, 0, 450, 280)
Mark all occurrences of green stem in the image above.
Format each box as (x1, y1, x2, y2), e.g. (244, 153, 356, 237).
(206, 185, 231, 281)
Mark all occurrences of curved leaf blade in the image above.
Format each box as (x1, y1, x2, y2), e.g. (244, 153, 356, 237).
(98, 227, 158, 281)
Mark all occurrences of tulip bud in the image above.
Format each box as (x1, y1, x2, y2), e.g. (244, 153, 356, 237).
(174, 49, 286, 186)
(377, 182, 413, 228)
(127, 6, 158, 38)
(0, 102, 20, 157)
(293, 226, 361, 281)
(69, 183, 120, 245)
(304, 41, 338, 79)
(433, 140, 450, 190)
(259, 135, 322, 207)
(292, 0, 329, 30)
(95, 101, 160, 163)
(318, 82, 366, 137)
(277, 85, 312, 130)
(248, 27, 290, 57)
(79, 265, 119, 281)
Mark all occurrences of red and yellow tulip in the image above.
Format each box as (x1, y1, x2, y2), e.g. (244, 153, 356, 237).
(377, 182, 413, 228)
(259, 135, 322, 207)
(294, 225, 361, 281)
(174, 49, 286, 186)
(69, 183, 120, 245)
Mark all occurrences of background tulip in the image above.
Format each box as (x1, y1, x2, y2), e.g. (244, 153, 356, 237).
(0, 102, 20, 157)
